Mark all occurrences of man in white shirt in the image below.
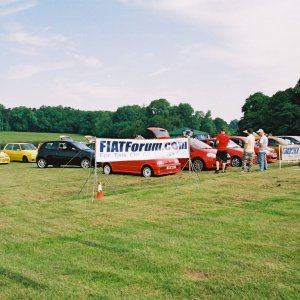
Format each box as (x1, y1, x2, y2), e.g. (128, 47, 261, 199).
(241, 128, 255, 172)
(257, 128, 268, 171)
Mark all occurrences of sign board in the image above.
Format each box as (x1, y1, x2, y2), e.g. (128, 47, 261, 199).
(281, 145, 300, 161)
(95, 138, 189, 162)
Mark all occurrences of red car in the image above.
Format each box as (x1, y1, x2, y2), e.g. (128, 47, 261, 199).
(100, 128, 182, 177)
(179, 138, 231, 171)
(230, 136, 277, 163)
(200, 138, 257, 167)
(147, 128, 230, 171)
(102, 158, 181, 177)
(147, 127, 171, 139)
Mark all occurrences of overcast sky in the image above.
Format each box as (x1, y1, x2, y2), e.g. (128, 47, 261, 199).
(0, 0, 299, 122)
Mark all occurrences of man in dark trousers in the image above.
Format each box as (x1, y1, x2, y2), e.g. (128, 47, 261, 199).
(215, 127, 229, 174)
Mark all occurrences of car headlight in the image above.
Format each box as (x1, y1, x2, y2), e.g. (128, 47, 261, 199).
(174, 159, 179, 164)
(206, 153, 216, 158)
(156, 160, 164, 166)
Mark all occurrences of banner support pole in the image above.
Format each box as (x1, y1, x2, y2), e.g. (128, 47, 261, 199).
(279, 145, 282, 169)
(92, 136, 97, 202)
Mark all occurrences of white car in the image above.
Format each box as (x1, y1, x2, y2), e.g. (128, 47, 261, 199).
(276, 136, 300, 145)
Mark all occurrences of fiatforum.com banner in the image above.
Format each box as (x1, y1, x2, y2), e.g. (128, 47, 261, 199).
(95, 138, 189, 162)
(281, 145, 300, 161)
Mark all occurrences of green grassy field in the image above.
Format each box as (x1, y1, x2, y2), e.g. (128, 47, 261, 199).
(0, 131, 86, 148)
(0, 161, 299, 299)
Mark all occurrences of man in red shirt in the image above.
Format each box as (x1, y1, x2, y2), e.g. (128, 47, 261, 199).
(215, 127, 229, 174)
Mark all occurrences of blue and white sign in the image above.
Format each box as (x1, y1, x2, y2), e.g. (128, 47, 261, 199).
(95, 138, 189, 162)
(281, 145, 300, 161)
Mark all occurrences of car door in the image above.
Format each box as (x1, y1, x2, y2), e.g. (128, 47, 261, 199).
(55, 142, 69, 165)
(56, 142, 81, 166)
(13, 143, 22, 161)
(42, 141, 59, 165)
(65, 142, 81, 166)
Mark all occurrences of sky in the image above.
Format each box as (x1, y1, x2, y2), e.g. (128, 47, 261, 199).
(0, 0, 299, 122)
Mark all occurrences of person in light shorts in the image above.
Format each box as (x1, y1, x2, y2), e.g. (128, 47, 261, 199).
(241, 128, 255, 173)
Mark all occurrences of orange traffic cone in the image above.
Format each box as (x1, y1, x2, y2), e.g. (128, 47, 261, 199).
(96, 181, 104, 199)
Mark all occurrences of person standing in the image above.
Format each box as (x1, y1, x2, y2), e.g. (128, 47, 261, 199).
(257, 129, 268, 171)
(241, 128, 255, 173)
(215, 127, 229, 174)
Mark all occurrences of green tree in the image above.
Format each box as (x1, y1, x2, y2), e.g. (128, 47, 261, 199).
(145, 99, 173, 132)
(238, 92, 269, 132)
(201, 111, 217, 136)
(9, 106, 38, 131)
(147, 99, 171, 117)
(94, 111, 114, 137)
(0, 104, 6, 131)
(228, 119, 239, 135)
(214, 117, 228, 133)
(239, 80, 300, 135)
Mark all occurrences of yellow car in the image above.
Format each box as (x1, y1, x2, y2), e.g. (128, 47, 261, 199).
(0, 151, 10, 164)
(3, 143, 37, 163)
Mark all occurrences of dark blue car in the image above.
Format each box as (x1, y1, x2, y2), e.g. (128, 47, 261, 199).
(36, 140, 95, 168)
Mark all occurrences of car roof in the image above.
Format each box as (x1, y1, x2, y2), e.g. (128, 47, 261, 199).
(41, 140, 75, 143)
(230, 136, 246, 139)
(147, 127, 168, 131)
(268, 136, 289, 144)
(277, 135, 300, 139)
(6, 142, 33, 144)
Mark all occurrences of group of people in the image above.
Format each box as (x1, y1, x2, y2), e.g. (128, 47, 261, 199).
(215, 127, 268, 174)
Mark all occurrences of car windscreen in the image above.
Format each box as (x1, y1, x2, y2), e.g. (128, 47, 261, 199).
(285, 137, 300, 144)
(87, 143, 95, 150)
(190, 138, 212, 149)
(21, 144, 37, 150)
(278, 136, 300, 144)
(227, 140, 240, 148)
(274, 137, 289, 145)
(72, 141, 91, 150)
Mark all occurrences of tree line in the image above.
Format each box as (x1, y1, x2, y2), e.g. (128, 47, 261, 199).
(0, 100, 238, 138)
(0, 79, 299, 138)
(238, 79, 300, 135)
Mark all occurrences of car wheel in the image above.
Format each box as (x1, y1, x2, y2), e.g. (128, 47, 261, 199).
(142, 166, 153, 177)
(81, 158, 91, 168)
(192, 158, 204, 172)
(37, 158, 48, 168)
(22, 156, 28, 163)
(103, 164, 112, 175)
(231, 156, 242, 167)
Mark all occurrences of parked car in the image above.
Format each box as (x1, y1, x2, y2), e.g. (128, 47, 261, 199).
(276, 136, 300, 145)
(147, 127, 230, 171)
(200, 138, 257, 167)
(36, 140, 95, 168)
(264, 136, 290, 157)
(0, 150, 10, 164)
(102, 158, 181, 177)
(230, 136, 277, 163)
(147, 127, 171, 139)
(3, 143, 37, 162)
(179, 138, 231, 171)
